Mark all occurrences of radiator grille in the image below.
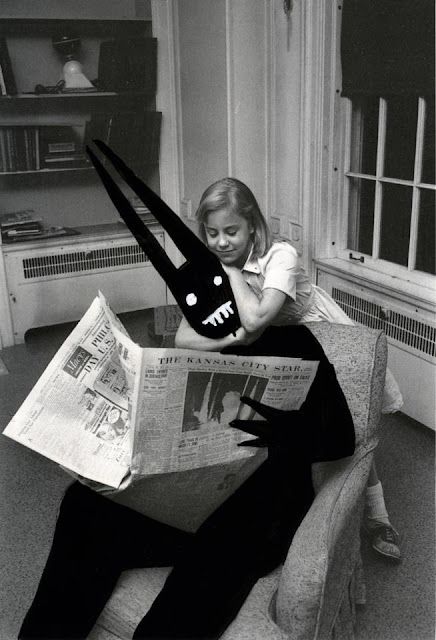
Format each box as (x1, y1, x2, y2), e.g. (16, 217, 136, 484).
(332, 287, 436, 358)
(22, 244, 150, 280)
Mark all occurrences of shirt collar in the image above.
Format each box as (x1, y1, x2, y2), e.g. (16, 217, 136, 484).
(241, 244, 261, 274)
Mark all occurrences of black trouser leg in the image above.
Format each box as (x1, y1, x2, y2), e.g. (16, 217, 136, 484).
(134, 458, 314, 640)
(19, 482, 193, 640)
(20, 461, 313, 640)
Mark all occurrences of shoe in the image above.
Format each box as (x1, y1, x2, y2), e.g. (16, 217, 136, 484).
(364, 522, 402, 562)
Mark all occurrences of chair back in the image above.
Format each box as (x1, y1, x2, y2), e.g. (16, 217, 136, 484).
(306, 322, 387, 451)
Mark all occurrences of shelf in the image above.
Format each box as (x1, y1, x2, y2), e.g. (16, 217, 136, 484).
(1, 221, 162, 252)
(0, 166, 94, 176)
(0, 18, 151, 37)
(0, 92, 154, 113)
(0, 164, 158, 178)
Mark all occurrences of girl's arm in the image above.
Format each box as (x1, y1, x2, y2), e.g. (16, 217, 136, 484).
(175, 315, 262, 351)
(223, 266, 287, 333)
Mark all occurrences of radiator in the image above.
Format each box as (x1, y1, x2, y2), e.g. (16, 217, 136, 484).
(3, 232, 167, 345)
(317, 269, 436, 429)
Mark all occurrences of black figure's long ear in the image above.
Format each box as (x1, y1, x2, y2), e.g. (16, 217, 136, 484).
(91, 140, 216, 266)
(86, 141, 241, 339)
(86, 145, 176, 286)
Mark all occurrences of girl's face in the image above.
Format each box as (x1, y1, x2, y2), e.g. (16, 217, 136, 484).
(204, 209, 253, 268)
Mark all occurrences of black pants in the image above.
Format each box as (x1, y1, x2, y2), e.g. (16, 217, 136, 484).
(19, 458, 314, 640)
(19, 326, 354, 640)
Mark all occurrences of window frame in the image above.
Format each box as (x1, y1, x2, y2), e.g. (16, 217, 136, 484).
(337, 95, 435, 282)
(303, 1, 436, 306)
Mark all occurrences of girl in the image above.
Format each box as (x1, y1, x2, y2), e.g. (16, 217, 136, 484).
(176, 177, 403, 561)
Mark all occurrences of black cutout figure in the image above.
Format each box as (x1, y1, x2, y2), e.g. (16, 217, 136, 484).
(19, 146, 355, 640)
(86, 141, 241, 339)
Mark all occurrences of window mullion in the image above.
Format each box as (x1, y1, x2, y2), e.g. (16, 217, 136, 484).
(343, 99, 352, 173)
(342, 98, 356, 248)
(347, 174, 414, 187)
(372, 97, 386, 259)
(408, 97, 426, 271)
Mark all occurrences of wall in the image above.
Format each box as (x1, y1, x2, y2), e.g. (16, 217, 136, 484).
(176, 0, 298, 224)
(230, 0, 268, 212)
(271, 3, 302, 227)
(177, 0, 228, 214)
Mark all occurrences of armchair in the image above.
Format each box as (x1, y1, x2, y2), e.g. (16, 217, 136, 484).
(89, 322, 387, 640)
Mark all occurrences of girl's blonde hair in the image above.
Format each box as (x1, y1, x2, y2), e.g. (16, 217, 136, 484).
(195, 177, 272, 259)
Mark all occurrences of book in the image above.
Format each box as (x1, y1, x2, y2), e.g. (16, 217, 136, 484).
(85, 113, 111, 147)
(1, 226, 80, 244)
(5, 128, 14, 171)
(42, 154, 90, 170)
(86, 111, 162, 179)
(0, 38, 17, 95)
(4, 226, 42, 237)
(14, 127, 27, 172)
(0, 126, 41, 172)
(0, 209, 44, 243)
(107, 111, 162, 171)
(0, 64, 7, 95)
(97, 37, 157, 93)
(0, 209, 41, 229)
(34, 125, 40, 171)
(0, 128, 6, 171)
(39, 125, 87, 169)
(23, 127, 38, 171)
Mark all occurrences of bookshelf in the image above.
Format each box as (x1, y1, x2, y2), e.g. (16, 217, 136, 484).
(0, 91, 152, 111)
(0, 15, 168, 345)
(0, 18, 160, 179)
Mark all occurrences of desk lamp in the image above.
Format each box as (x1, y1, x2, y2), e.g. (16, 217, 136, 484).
(52, 34, 95, 92)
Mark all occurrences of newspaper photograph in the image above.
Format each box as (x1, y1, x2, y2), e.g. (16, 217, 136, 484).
(131, 350, 318, 476)
(3, 293, 319, 489)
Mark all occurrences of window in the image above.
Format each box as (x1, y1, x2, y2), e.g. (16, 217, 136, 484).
(345, 95, 435, 275)
(333, 0, 435, 287)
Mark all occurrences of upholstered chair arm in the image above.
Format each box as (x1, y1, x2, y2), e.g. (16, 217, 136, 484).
(275, 447, 375, 640)
(221, 568, 290, 640)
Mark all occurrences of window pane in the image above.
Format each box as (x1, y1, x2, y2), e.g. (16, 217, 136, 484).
(384, 97, 417, 180)
(421, 98, 435, 185)
(350, 97, 379, 175)
(379, 183, 412, 266)
(347, 177, 375, 254)
(416, 189, 435, 274)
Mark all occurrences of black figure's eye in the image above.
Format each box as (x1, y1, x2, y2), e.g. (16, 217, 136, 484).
(186, 293, 197, 306)
(213, 276, 223, 286)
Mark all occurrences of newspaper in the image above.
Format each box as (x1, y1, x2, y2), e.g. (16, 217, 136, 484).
(3, 293, 319, 490)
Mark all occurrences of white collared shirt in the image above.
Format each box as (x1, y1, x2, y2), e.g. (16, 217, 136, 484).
(241, 241, 313, 324)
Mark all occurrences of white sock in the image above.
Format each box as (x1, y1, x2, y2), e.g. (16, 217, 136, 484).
(365, 481, 390, 526)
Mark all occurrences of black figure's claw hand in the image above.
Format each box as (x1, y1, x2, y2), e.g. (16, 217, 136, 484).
(230, 396, 304, 451)
(236, 438, 266, 448)
(234, 395, 288, 422)
(228, 419, 269, 448)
